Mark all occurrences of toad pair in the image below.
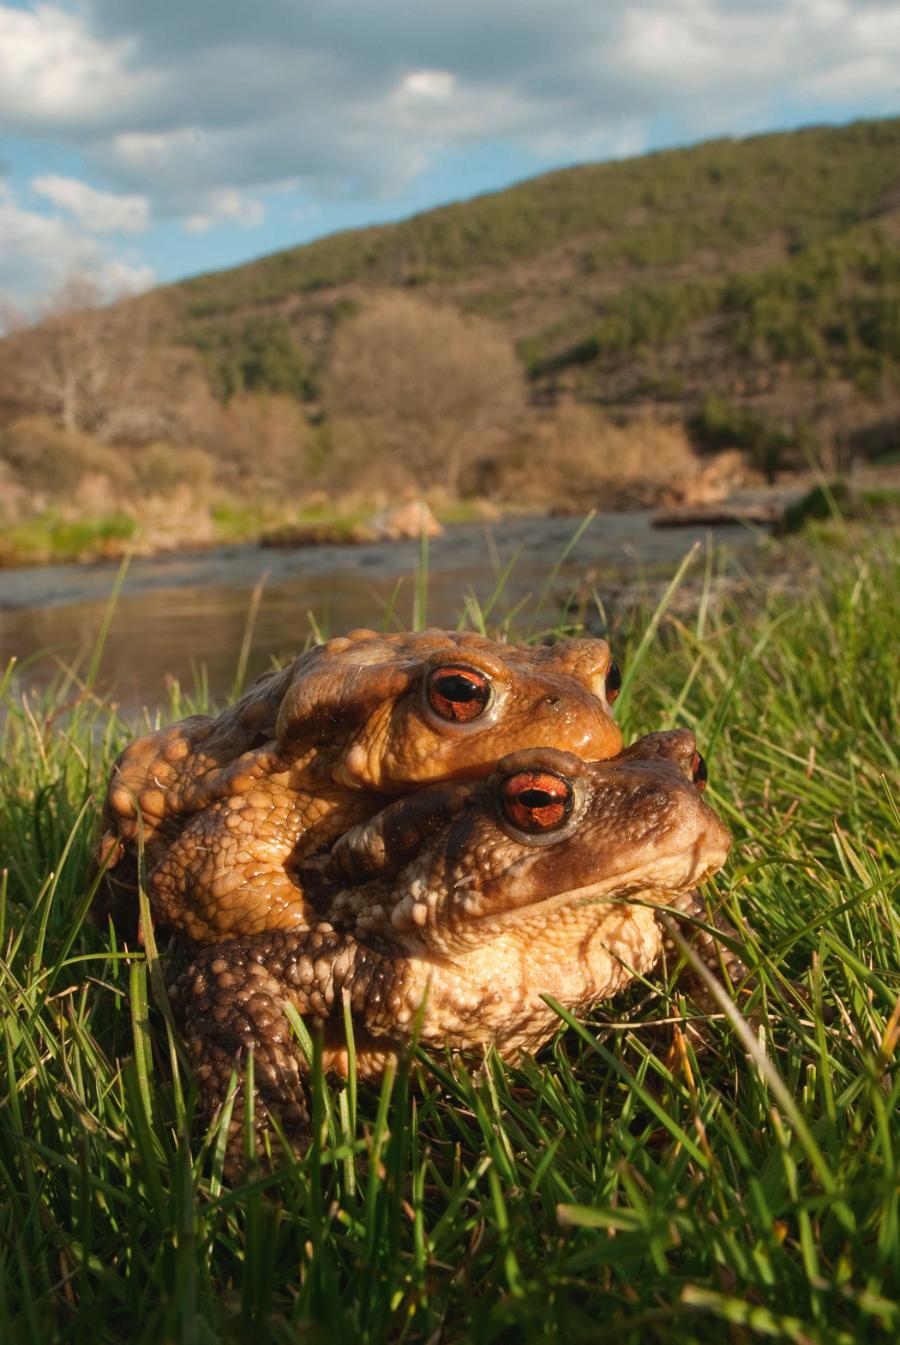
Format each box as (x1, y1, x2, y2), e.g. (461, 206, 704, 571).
(100, 629, 741, 1175)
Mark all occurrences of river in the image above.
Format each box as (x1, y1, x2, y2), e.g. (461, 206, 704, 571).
(1, 511, 768, 715)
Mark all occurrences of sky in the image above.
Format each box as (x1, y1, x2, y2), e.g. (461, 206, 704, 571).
(1, 0, 899, 316)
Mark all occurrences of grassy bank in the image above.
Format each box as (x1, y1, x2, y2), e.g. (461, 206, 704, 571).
(1, 529, 898, 1343)
(0, 497, 501, 568)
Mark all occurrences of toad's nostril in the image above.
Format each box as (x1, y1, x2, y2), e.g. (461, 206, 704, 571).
(691, 752, 708, 792)
(545, 694, 561, 707)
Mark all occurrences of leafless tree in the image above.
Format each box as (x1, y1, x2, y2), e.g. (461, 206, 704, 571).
(322, 293, 526, 495)
(0, 277, 199, 445)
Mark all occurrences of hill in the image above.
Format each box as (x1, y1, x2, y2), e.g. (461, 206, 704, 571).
(1, 116, 899, 561)
(174, 116, 900, 462)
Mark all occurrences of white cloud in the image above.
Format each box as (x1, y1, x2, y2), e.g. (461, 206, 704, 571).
(1, 0, 898, 307)
(0, 181, 154, 316)
(0, 2, 143, 131)
(112, 127, 207, 177)
(31, 174, 150, 235)
(617, 0, 900, 96)
(400, 70, 456, 100)
(184, 189, 266, 235)
(3, 1, 897, 219)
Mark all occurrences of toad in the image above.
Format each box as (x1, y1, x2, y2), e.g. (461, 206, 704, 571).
(99, 629, 624, 943)
(172, 729, 736, 1177)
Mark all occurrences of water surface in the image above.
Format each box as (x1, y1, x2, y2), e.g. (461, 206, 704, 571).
(1, 512, 767, 716)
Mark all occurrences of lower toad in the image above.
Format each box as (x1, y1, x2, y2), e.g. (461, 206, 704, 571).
(170, 729, 738, 1177)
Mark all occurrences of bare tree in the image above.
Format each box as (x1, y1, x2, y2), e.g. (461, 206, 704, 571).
(322, 293, 526, 495)
(0, 277, 200, 445)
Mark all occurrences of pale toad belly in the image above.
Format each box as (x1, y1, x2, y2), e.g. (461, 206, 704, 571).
(402, 901, 663, 1055)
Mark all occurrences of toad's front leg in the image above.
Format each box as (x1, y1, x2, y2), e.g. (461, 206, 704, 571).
(169, 928, 408, 1179)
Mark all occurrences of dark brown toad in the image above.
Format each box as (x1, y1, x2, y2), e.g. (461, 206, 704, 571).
(171, 728, 734, 1176)
(99, 629, 624, 943)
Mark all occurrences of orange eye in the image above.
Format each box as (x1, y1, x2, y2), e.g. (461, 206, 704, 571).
(427, 666, 491, 722)
(500, 770, 574, 833)
(691, 752, 708, 792)
(605, 661, 622, 704)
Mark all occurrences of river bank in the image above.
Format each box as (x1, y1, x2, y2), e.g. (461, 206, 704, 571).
(0, 495, 503, 570)
(2, 508, 774, 714)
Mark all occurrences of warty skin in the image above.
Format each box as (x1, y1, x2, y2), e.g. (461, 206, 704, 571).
(171, 728, 733, 1178)
(98, 628, 624, 943)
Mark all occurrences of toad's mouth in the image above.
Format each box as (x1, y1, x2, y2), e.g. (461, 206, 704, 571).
(454, 848, 727, 931)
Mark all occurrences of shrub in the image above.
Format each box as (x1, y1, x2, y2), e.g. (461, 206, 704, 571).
(489, 405, 701, 507)
(779, 480, 854, 533)
(322, 293, 526, 495)
(210, 393, 317, 496)
(134, 443, 215, 498)
(0, 416, 133, 498)
(690, 394, 817, 480)
(192, 316, 313, 401)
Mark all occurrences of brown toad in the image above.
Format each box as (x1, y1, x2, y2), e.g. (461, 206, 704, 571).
(172, 728, 735, 1177)
(99, 629, 624, 943)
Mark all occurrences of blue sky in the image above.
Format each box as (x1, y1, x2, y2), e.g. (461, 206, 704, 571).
(1, 0, 898, 317)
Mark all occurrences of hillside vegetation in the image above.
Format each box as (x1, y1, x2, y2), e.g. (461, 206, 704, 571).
(175, 117, 900, 456)
(1, 117, 898, 561)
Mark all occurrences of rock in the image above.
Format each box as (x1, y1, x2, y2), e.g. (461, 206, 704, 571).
(369, 500, 443, 541)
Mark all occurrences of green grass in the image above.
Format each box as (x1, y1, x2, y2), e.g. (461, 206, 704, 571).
(0, 512, 138, 566)
(1, 529, 899, 1343)
(0, 500, 516, 567)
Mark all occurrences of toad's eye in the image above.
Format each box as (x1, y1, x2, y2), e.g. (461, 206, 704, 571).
(500, 770, 574, 833)
(605, 661, 622, 704)
(427, 666, 491, 722)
